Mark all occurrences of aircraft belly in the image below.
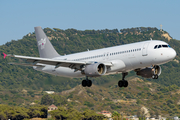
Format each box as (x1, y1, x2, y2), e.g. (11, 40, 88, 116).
(55, 67, 83, 78)
(34, 65, 84, 78)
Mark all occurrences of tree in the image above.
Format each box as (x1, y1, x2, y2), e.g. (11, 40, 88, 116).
(50, 108, 68, 120)
(0, 112, 6, 120)
(82, 109, 105, 120)
(28, 105, 47, 118)
(41, 94, 54, 105)
(112, 111, 120, 120)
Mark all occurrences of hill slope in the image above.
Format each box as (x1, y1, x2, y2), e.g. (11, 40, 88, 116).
(40, 77, 180, 117)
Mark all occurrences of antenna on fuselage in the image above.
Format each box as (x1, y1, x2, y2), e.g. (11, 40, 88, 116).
(150, 38, 152, 41)
(87, 49, 89, 51)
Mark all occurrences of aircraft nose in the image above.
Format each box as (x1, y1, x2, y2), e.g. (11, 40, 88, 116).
(170, 48, 176, 59)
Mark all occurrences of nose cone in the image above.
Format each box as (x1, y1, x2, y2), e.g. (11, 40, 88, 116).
(170, 48, 176, 60)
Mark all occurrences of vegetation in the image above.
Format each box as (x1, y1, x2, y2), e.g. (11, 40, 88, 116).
(0, 104, 105, 120)
(0, 104, 47, 120)
(50, 108, 105, 120)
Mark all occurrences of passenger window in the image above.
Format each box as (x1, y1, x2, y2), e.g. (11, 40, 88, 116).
(154, 45, 158, 49)
(158, 45, 162, 48)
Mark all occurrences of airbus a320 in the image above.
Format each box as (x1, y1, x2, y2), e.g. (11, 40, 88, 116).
(4, 26, 176, 88)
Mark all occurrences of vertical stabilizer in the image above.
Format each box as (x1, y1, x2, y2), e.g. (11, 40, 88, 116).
(34, 26, 60, 58)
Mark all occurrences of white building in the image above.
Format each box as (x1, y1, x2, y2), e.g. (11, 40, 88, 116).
(45, 91, 55, 94)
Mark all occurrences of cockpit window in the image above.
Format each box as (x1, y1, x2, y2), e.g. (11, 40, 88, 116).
(154, 44, 171, 49)
(168, 45, 171, 48)
(162, 45, 168, 47)
(158, 45, 162, 48)
(154, 45, 158, 49)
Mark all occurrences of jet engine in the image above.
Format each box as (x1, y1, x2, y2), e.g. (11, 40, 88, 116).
(83, 63, 107, 77)
(136, 65, 161, 78)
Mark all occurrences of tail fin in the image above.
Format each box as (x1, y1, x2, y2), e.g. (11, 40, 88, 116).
(34, 26, 60, 58)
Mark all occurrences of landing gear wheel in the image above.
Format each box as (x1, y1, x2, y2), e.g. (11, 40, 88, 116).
(155, 75, 158, 79)
(118, 80, 128, 87)
(152, 74, 158, 79)
(82, 76, 92, 87)
(123, 80, 128, 87)
(87, 80, 92, 87)
(118, 81, 123, 87)
(82, 80, 87, 87)
(118, 72, 129, 88)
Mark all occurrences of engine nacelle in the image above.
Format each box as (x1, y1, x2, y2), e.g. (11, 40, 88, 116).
(136, 65, 161, 78)
(83, 63, 107, 77)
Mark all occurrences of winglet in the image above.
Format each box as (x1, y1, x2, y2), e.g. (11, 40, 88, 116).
(3, 53, 7, 59)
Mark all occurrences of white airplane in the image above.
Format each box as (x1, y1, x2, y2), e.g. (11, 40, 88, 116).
(5, 26, 176, 87)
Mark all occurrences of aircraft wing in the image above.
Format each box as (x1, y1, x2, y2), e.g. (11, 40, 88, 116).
(7, 54, 112, 70)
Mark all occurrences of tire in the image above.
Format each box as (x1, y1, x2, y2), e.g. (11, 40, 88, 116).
(152, 74, 158, 79)
(155, 75, 158, 79)
(82, 80, 87, 87)
(118, 81, 123, 87)
(87, 80, 92, 87)
(123, 80, 128, 87)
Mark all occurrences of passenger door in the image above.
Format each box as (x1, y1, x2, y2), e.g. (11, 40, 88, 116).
(142, 43, 149, 56)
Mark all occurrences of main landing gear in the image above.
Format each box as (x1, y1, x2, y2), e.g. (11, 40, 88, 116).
(118, 72, 128, 88)
(82, 76, 92, 87)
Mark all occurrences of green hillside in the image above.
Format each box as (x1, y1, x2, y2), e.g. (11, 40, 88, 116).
(54, 77, 180, 116)
(0, 27, 179, 93)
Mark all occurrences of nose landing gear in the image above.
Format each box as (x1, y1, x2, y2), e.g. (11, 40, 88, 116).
(152, 65, 159, 79)
(152, 74, 158, 79)
(118, 72, 128, 88)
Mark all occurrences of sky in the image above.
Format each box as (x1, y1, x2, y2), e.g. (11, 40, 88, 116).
(0, 0, 180, 45)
